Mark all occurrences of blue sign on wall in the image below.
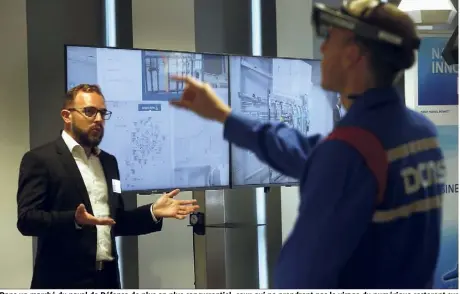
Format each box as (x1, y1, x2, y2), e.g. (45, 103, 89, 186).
(433, 125, 458, 289)
(418, 37, 458, 106)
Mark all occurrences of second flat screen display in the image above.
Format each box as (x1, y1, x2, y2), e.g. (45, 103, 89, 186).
(66, 46, 230, 192)
(229, 56, 337, 186)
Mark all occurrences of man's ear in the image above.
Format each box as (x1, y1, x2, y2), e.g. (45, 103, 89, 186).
(341, 44, 362, 70)
(61, 109, 71, 123)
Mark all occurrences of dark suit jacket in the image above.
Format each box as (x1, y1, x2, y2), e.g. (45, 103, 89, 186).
(16, 136, 163, 289)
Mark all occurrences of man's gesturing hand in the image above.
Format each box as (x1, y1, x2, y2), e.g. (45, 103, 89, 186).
(152, 189, 200, 220)
(169, 75, 231, 123)
(75, 204, 115, 226)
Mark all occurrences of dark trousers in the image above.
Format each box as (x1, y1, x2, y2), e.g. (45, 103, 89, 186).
(92, 261, 120, 289)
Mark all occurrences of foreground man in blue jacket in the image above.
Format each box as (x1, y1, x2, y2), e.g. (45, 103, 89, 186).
(171, 0, 445, 289)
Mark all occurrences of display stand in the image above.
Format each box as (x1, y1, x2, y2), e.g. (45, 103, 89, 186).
(191, 186, 282, 289)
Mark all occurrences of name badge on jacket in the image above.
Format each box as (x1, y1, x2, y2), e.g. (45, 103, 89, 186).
(112, 179, 121, 193)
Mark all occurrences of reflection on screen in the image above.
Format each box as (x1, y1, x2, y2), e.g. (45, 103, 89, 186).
(66, 46, 230, 192)
(229, 56, 337, 187)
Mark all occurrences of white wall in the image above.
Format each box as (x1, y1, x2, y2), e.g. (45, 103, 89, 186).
(0, 0, 33, 288)
(276, 0, 315, 243)
(132, 0, 196, 289)
(404, 53, 418, 110)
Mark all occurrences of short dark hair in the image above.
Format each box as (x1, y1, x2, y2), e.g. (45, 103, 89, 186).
(63, 84, 104, 109)
(352, 3, 418, 86)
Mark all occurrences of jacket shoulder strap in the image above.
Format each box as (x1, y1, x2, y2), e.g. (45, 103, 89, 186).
(325, 126, 388, 205)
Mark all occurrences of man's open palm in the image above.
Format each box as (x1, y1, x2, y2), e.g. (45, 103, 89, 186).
(75, 204, 115, 226)
(152, 189, 199, 220)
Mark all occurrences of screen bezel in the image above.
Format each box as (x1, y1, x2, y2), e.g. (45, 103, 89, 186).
(227, 54, 335, 188)
(63, 44, 233, 194)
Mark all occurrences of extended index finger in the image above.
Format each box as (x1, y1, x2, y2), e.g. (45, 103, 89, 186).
(178, 199, 198, 205)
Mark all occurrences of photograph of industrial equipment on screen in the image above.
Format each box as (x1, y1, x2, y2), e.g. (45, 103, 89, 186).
(230, 56, 338, 186)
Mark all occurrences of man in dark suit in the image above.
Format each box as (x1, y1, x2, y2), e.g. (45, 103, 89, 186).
(17, 84, 199, 289)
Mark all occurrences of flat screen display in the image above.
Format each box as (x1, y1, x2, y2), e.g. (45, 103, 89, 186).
(65, 45, 230, 192)
(229, 56, 338, 187)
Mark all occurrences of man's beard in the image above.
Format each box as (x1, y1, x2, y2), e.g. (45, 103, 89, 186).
(71, 123, 104, 149)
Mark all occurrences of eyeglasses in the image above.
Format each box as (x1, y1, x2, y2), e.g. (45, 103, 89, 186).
(67, 106, 112, 120)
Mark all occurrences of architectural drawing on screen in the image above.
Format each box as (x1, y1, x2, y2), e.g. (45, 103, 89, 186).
(65, 46, 229, 191)
(142, 51, 202, 101)
(171, 54, 229, 188)
(102, 101, 172, 191)
(94, 50, 230, 192)
(142, 51, 229, 102)
(230, 56, 336, 186)
(66, 46, 98, 89)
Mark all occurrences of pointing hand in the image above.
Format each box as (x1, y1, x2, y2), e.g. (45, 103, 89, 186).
(169, 75, 231, 123)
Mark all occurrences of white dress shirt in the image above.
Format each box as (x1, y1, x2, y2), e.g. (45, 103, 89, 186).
(61, 131, 158, 262)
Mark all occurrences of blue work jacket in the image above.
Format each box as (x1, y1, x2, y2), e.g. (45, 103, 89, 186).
(223, 87, 444, 289)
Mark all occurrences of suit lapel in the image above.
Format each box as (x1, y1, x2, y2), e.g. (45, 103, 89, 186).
(98, 152, 115, 218)
(55, 137, 94, 215)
